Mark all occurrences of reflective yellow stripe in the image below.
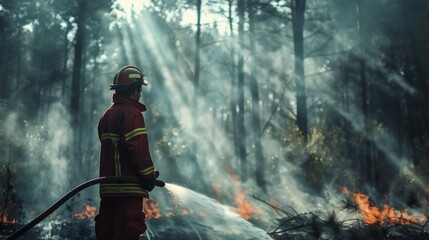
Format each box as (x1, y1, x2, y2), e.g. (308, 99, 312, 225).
(100, 183, 149, 197)
(124, 128, 147, 141)
(101, 183, 142, 187)
(101, 133, 119, 140)
(100, 132, 121, 176)
(138, 166, 154, 176)
(129, 73, 142, 79)
(100, 186, 144, 192)
(112, 140, 121, 176)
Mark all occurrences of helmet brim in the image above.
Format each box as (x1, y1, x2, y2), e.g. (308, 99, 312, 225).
(109, 80, 148, 90)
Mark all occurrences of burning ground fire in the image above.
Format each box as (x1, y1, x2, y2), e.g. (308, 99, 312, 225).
(234, 188, 256, 219)
(142, 170, 258, 220)
(1, 208, 17, 224)
(15, 187, 255, 224)
(70, 199, 191, 220)
(143, 198, 162, 219)
(1, 186, 257, 234)
(12, 186, 427, 227)
(342, 187, 426, 225)
(72, 203, 97, 219)
(143, 179, 257, 220)
(143, 197, 191, 219)
(228, 171, 257, 219)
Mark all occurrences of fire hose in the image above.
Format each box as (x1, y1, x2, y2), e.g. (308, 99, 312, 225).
(6, 176, 165, 240)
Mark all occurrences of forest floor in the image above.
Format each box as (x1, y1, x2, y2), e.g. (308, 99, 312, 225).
(1, 212, 429, 240)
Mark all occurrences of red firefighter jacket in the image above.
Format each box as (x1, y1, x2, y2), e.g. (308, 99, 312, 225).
(98, 93, 156, 198)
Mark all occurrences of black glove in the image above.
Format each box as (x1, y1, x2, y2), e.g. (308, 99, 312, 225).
(155, 179, 165, 187)
(140, 178, 156, 191)
(154, 170, 165, 187)
(141, 170, 164, 190)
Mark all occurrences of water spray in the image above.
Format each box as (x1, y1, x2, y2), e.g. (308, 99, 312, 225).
(157, 183, 273, 240)
(6, 177, 165, 240)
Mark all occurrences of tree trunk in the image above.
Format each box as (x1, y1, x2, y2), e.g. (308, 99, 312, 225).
(125, 24, 143, 68)
(237, 0, 247, 182)
(2, 22, 21, 99)
(228, 0, 240, 170)
(1, 149, 12, 224)
(0, 29, 3, 98)
(187, 0, 203, 175)
(116, 25, 130, 65)
(340, 59, 351, 157)
(403, 2, 429, 166)
(248, 0, 266, 191)
(15, 26, 22, 94)
(71, 0, 87, 179)
(194, 0, 202, 98)
(62, 20, 71, 100)
(34, 27, 48, 120)
(292, 0, 308, 142)
(77, 51, 88, 174)
(405, 81, 416, 165)
(356, 0, 374, 185)
(71, 0, 86, 125)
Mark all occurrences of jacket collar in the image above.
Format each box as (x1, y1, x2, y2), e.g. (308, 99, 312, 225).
(112, 93, 147, 112)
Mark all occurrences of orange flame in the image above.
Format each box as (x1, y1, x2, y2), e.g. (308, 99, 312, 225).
(235, 191, 256, 219)
(229, 171, 256, 219)
(144, 198, 162, 219)
(1, 210, 17, 224)
(353, 192, 424, 225)
(165, 211, 174, 217)
(72, 203, 96, 219)
(343, 188, 426, 225)
(143, 197, 193, 219)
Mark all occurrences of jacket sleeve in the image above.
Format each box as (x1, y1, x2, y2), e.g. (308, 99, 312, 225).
(122, 111, 156, 190)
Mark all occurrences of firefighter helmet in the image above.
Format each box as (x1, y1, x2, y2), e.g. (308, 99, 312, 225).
(110, 65, 148, 90)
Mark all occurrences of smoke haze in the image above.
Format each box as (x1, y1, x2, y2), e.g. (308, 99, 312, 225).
(1, 0, 429, 239)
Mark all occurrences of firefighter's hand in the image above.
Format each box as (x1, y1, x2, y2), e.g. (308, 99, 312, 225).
(155, 179, 165, 187)
(154, 170, 165, 187)
(140, 179, 156, 191)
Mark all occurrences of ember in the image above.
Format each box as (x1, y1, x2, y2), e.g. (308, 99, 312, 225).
(143, 198, 162, 219)
(165, 211, 174, 217)
(72, 203, 96, 219)
(343, 188, 426, 225)
(212, 183, 222, 202)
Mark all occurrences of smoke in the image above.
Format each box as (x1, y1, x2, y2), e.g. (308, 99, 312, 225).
(102, 6, 344, 231)
(1, 1, 425, 237)
(3, 102, 72, 215)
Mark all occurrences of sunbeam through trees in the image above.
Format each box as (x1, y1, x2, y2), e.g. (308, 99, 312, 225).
(1, 0, 429, 239)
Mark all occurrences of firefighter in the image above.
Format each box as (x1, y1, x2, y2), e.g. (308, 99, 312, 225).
(95, 65, 157, 240)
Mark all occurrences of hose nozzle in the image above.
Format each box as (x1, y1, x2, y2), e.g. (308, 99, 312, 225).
(155, 179, 165, 187)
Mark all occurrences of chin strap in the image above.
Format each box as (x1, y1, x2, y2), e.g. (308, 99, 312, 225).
(7, 177, 165, 240)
